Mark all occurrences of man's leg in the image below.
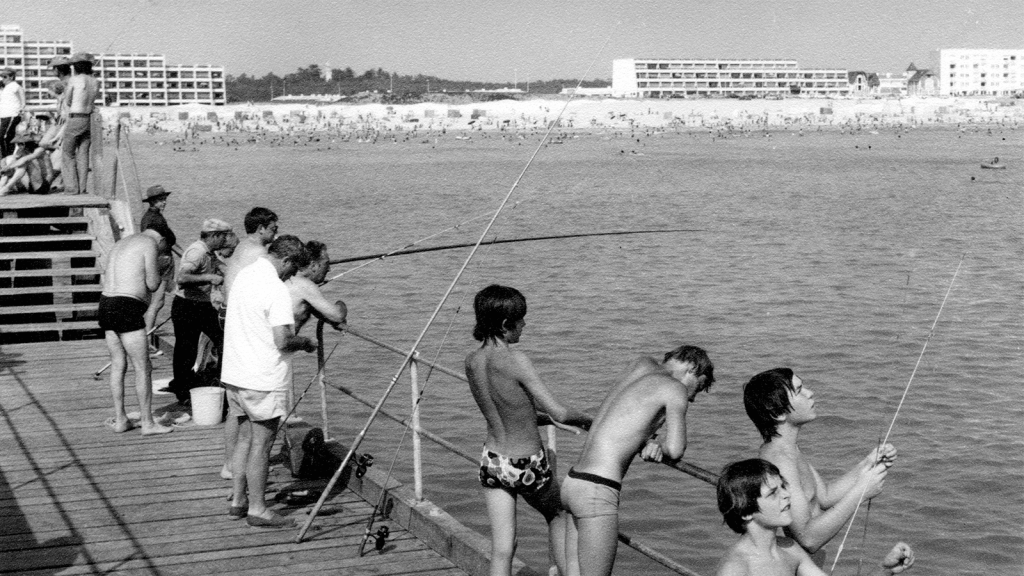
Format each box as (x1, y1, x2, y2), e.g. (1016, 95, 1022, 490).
(75, 128, 91, 194)
(230, 415, 251, 509)
(222, 414, 242, 479)
(170, 297, 200, 404)
(525, 478, 571, 576)
(60, 121, 80, 194)
(483, 487, 518, 576)
(245, 416, 286, 521)
(120, 327, 172, 435)
(104, 330, 133, 432)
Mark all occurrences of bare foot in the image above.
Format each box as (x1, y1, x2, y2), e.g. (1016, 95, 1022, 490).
(105, 416, 136, 433)
(220, 464, 233, 480)
(141, 422, 174, 435)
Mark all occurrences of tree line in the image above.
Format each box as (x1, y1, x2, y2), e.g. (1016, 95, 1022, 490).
(226, 64, 610, 103)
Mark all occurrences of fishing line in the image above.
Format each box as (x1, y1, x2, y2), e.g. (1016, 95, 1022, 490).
(830, 253, 965, 574)
(296, 37, 611, 542)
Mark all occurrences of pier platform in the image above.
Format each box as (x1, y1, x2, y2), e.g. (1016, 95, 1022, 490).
(0, 339, 506, 576)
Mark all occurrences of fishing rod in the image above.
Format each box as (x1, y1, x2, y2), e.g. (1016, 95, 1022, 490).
(829, 253, 965, 575)
(328, 228, 706, 267)
(295, 38, 611, 543)
(324, 203, 524, 282)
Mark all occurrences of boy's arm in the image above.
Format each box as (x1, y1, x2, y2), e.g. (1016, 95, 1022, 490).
(819, 444, 896, 508)
(512, 352, 592, 429)
(774, 456, 889, 553)
(654, 384, 690, 461)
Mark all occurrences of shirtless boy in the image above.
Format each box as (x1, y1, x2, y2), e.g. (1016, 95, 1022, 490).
(465, 284, 592, 576)
(562, 344, 714, 576)
(715, 458, 914, 576)
(99, 228, 175, 435)
(743, 368, 897, 560)
(62, 53, 99, 195)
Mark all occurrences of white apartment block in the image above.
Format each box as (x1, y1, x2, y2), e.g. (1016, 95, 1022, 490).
(612, 58, 850, 98)
(939, 49, 1024, 96)
(0, 24, 226, 107)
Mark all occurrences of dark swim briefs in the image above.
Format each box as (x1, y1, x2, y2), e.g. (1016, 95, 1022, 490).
(479, 446, 552, 496)
(97, 295, 148, 334)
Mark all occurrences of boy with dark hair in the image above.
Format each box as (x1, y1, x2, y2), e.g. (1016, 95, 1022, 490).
(743, 368, 897, 560)
(715, 458, 914, 576)
(562, 343, 714, 576)
(465, 284, 592, 576)
(224, 206, 278, 296)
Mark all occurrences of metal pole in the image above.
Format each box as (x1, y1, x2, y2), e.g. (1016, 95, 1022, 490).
(410, 353, 423, 501)
(317, 320, 330, 440)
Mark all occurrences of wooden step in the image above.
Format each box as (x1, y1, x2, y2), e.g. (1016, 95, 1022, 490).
(0, 267, 102, 279)
(1, 302, 100, 315)
(0, 234, 96, 244)
(0, 250, 98, 261)
(0, 284, 103, 296)
(0, 320, 100, 333)
(0, 216, 91, 225)
(0, 194, 110, 210)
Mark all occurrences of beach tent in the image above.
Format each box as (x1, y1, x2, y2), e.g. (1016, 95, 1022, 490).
(178, 112, 189, 120)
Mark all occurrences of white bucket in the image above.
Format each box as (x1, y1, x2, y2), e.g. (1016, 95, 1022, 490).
(190, 386, 224, 426)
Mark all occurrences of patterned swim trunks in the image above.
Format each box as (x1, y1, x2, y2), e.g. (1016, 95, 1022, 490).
(479, 446, 552, 496)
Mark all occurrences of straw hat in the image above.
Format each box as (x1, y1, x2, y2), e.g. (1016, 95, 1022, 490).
(201, 218, 232, 233)
(143, 185, 171, 202)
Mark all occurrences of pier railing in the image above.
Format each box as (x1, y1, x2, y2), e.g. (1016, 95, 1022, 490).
(308, 322, 715, 576)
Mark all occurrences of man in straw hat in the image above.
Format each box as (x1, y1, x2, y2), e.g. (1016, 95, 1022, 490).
(62, 52, 99, 194)
(0, 67, 24, 160)
(140, 185, 178, 334)
(168, 217, 234, 407)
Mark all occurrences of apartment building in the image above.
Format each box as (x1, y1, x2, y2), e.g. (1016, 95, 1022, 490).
(939, 49, 1024, 96)
(612, 58, 850, 98)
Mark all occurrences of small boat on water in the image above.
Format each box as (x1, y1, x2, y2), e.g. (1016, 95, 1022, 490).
(981, 157, 1006, 169)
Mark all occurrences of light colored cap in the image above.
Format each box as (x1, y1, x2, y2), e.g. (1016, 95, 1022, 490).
(201, 218, 232, 233)
(68, 52, 95, 64)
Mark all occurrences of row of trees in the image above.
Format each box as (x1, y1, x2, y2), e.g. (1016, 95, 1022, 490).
(226, 64, 610, 103)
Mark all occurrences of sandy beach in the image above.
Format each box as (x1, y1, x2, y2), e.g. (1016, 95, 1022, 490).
(94, 96, 1023, 137)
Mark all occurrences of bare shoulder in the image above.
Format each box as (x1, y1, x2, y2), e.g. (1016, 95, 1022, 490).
(286, 275, 315, 295)
(715, 542, 752, 576)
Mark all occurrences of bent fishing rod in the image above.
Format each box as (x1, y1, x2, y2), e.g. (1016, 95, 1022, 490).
(829, 253, 965, 575)
(295, 38, 611, 543)
(328, 228, 706, 267)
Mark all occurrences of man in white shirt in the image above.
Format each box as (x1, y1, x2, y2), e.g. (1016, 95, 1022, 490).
(221, 235, 316, 528)
(0, 68, 25, 160)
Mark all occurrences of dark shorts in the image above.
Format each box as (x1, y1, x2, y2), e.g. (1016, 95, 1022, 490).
(479, 446, 552, 496)
(98, 295, 148, 334)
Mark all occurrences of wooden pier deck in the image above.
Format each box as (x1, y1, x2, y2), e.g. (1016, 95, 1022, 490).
(0, 340, 479, 576)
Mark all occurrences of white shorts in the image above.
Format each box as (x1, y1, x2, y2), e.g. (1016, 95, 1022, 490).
(224, 384, 286, 422)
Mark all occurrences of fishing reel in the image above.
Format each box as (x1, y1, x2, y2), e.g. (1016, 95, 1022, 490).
(373, 526, 390, 552)
(356, 453, 374, 478)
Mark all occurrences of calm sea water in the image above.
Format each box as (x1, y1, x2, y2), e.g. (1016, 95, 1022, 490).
(136, 123, 1023, 575)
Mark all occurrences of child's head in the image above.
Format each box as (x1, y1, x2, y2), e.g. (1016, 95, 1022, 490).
(743, 368, 796, 442)
(472, 284, 526, 343)
(663, 345, 715, 392)
(717, 458, 785, 534)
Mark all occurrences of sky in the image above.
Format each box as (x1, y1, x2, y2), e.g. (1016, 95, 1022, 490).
(5, 0, 1023, 82)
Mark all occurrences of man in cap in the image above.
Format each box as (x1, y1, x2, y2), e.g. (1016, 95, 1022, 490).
(0, 68, 24, 160)
(140, 185, 178, 334)
(168, 217, 233, 406)
(62, 53, 99, 194)
(0, 133, 52, 195)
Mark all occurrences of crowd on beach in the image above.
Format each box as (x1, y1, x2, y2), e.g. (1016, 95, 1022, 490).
(98, 181, 917, 576)
(0, 52, 101, 196)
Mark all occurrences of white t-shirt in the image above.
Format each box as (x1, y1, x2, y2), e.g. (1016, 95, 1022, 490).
(221, 257, 294, 392)
(0, 81, 24, 118)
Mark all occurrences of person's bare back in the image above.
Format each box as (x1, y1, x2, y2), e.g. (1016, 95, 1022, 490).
(65, 74, 98, 114)
(103, 231, 162, 301)
(466, 342, 549, 456)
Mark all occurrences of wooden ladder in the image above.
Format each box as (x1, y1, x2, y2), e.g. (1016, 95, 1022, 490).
(0, 195, 117, 344)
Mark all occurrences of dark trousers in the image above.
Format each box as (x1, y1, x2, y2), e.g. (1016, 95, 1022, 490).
(170, 296, 223, 403)
(0, 115, 20, 158)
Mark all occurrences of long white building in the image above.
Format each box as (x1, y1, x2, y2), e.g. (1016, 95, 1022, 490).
(612, 58, 850, 98)
(0, 24, 226, 107)
(939, 49, 1024, 96)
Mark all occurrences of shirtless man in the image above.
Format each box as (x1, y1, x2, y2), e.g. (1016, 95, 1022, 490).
(465, 284, 592, 576)
(715, 458, 914, 576)
(0, 134, 52, 195)
(99, 228, 175, 435)
(561, 344, 715, 576)
(62, 52, 100, 195)
(743, 368, 896, 561)
(288, 240, 347, 333)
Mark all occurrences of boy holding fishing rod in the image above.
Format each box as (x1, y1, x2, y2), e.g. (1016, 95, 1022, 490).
(715, 458, 914, 576)
(743, 368, 897, 562)
(465, 284, 593, 576)
(561, 343, 715, 576)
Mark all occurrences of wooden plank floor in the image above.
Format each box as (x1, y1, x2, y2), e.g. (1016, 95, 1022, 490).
(0, 340, 468, 576)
